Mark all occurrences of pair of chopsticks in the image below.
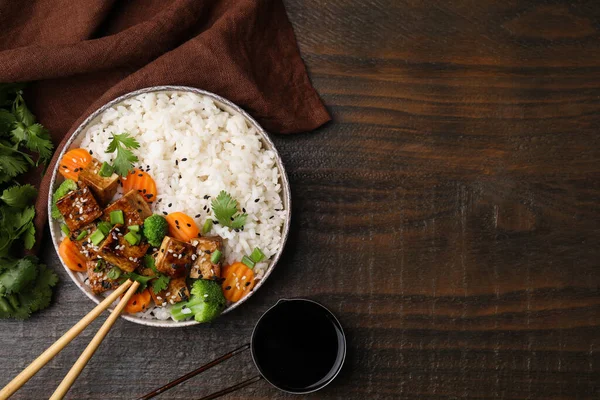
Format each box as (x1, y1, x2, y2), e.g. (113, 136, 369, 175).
(0, 279, 140, 399)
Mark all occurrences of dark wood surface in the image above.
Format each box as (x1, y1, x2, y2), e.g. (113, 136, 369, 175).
(1, 0, 599, 398)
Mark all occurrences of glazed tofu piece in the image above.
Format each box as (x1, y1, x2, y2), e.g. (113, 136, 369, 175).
(78, 158, 119, 205)
(102, 190, 152, 226)
(99, 226, 149, 272)
(69, 224, 102, 260)
(190, 236, 223, 280)
(149, 277, 190, 306)
(86, 261, 119, 294)
(155, 236, 195, 278)
(56, 184, 103, 231)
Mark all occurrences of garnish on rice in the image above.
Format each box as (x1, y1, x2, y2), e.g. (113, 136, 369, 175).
(104, 133, 140, 176)
(211, 190, 247, 229)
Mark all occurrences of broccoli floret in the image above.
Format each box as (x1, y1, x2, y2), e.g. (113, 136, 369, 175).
(171, 280, 226, 322)
(51, 179, 78, 219)
(143, 214, 168, 247)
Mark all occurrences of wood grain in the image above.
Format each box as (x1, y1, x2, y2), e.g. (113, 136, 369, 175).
(1, 0, 599, 399)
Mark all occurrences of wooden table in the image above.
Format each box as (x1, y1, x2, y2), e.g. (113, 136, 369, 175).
(1, 0, 599, 398)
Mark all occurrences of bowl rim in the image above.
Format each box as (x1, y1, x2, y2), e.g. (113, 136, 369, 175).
(48, 85, 292, 327)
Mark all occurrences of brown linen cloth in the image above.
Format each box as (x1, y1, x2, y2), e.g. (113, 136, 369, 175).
(0, 0, 330, 252)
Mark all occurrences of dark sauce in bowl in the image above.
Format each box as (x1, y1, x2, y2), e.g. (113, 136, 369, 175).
(251, 299, 345, 393)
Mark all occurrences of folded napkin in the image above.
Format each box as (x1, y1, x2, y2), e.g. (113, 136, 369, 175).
(0, 0, 330, 250)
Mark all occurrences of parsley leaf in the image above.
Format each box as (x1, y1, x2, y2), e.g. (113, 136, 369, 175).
(143, 255, 170, 294)
(121, 272, 153, 292)
(12, 94, 35, 127)
(0, 109, 15, 133)
(0, 143, 31, 183)
(24, 124, 53, 164)
(1, 184, 37, 208)
(211, 191, 248, 229)
(105, 133, 140, 176)
(151, 275, 170, 294)
(0, 257, 38, 296)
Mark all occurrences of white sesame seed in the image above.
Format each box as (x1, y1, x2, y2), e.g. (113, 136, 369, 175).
(162, 302, 167, 307)
(166, 292, 171, 296)
(203, 294, 209, 297)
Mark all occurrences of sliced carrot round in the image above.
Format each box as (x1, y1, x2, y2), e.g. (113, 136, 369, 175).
(221, 262, 255, 302)
(124, 289, 152, 314)
(122, 168, 157, 203)
(58, 148, 92, 181)
(165, 212, 199, 242)
(58, 237, 87, 272)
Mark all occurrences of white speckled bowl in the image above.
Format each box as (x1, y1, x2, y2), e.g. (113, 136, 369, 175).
(48, 86, 291, 327)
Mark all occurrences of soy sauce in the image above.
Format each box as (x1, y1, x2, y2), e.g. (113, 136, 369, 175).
(251, 299, 345, 393)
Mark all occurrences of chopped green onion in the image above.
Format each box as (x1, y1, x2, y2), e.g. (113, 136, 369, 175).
(89, 229, 106, 246)
(250, 247, 265, 263)
(98, 162, 114, 177)
(211, 250, 222, 264)
(60, 224, 70, 236)
(128, 224, 140, 232)
(241, 255, 255, 269)
(94, 259, 105, 272)
(124, 231, 141, 246)
(202, 219, 213, 234)
(110, 210, 124, 225)
(75, 230, 88, 241)
(107, 267, 122, 280)
(97, 221, 112, 235)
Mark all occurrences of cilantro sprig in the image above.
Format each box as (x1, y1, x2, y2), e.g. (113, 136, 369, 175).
(211, 191, 247, 229)
(0, 84, 58, 320)
(144, 255, 170, 294)
(105, 133, 140, 176)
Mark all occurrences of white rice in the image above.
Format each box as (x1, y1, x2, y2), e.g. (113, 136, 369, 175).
(74, 91, 285, 320)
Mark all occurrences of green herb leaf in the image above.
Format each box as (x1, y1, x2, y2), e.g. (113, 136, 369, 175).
(151, 275, 170, 294)
(0, 109, 15, 133)
(211, 191, 247, 229)
(24, 124, 53, 164)
(121, 272, 153, 292)
(12, 94, 35, 127)
(1, 184, 37, 208)
(0, 257, 38, 295)
(105, 133, 140, 176)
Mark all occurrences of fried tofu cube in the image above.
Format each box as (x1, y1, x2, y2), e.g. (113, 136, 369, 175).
(190, 236, 223, 280)
(99, 226, 149, 272)
(155, 236, 195, 278)
(86, 261, 120, 294)
(78, 158, 119, 205)
(56, 184, 103, 231)
(102, 190, 152, 226)
(149, 277, 190, 306)
(69, 224, 102, 260)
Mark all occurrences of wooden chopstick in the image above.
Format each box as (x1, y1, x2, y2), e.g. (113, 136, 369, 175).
(50, 280, 140, 399)
(0, 279, 135, 399)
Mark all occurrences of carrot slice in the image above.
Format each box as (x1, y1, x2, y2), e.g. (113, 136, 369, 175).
(58, 148, 92, 181)
(124, 289, 152, 314)
(58, 237, 87, 272)
(165, 212, 199, 242)
(122, 168, 157, 203)
(221, 262, 255, 302)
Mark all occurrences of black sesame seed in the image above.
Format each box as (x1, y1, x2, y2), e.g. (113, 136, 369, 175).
(203, 195, 210, 200)
(179, 174, 182, 179)
(176, 225, 180, 229)
(245, 282, 251, 286)
(242, 208, 246, 213)
(142, 189, 147, 194)
(255, 198, 259, 202)
(145, 194, 153, 199)
(163, 211, 168, 215)
(161, 249, 165, 253)
(186, 223, 191, 227)
(74, 168, 79, 172)
(195, 214, 201, 218)
(175, 219, 179, 225)
(214, 221, 219, 225)
(181, 158, 187, 162)
(62, 165, 68, 169)
(132, 301, 137, 305)
(89, 150, 93, 155)
(256, 233, 260, 236)
(137, 209, 142, 213)
(225, 286, 231, 290)
(138, 173, 143, 177)
(175, 160, 179, 166)
(168, 203, 172, 207)
(269, 216, 274, 219)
